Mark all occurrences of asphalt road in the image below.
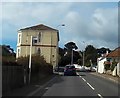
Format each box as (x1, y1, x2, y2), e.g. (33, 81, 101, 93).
(27, 72, 119, 97)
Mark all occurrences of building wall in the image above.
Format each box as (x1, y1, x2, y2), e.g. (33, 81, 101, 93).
(97, 58, 106, 74)
(16, 29, 59, 67)
(117, 62, 120, 77)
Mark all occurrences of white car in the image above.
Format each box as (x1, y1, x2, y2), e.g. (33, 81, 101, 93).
(73, 64, 86, 72)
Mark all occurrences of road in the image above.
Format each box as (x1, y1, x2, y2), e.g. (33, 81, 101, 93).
(27, 72, 119, 97)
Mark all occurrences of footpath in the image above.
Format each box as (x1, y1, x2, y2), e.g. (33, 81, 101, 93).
(90, 72, 120, 84)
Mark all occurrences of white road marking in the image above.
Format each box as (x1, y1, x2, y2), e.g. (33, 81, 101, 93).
(78, 73, 95, 91)
(98, 94, 103, 98)
(79, 75, 82, 77)
(82, 78, 86, 82)
(87, 82, 95, 90)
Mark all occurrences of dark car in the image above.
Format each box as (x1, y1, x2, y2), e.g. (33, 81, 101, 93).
(64, 65, 77, 76)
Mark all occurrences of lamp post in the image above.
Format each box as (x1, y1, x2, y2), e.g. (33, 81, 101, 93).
(71, 49, 73, 65)
(82, 41, 85, 67)
(56, 24, 65, 28)
(56, 24, 65, 73)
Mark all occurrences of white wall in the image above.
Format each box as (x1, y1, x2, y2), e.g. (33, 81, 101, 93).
(117, 62, 120, 77)
(97, 58, 106, 74)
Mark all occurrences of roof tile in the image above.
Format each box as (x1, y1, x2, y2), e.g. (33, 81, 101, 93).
(107, 47, 120, 57)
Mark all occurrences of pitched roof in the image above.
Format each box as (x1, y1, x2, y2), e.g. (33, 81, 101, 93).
(20, 24, 58, 31)
(107, 47, 120, 57)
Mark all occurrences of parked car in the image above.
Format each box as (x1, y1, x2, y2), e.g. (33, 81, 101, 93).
(73, 64, 86, 72)
(64, 65, 77, 76)
(54, 66, 64, 72)
(79, 66, 86, 72)
(73, 64, 82, 72)
(91, 66, 97, 72)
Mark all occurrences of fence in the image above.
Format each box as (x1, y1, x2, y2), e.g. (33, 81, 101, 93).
(2, 65, 24, 93)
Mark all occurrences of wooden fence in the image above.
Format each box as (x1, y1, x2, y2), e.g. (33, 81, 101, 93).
(2, 65, 24, 93)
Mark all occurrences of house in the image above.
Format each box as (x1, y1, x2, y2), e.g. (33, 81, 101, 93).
(97, 50, 111, 73)
(107, 47, 120, 77)
(16, 24, 59, 68)
(97, 57, 107, 74)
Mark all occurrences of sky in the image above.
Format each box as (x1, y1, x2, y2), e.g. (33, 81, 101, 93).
(1, 1, 119, 52)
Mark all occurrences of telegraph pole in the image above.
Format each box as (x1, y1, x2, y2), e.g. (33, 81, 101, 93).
(28, 36, 32, 84)
(82, 41, 85, 66)
(71, 49, 73, 65)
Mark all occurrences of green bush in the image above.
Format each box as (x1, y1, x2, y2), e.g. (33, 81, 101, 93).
(16, 55, 53, 75)
(2, 56, 16, 66)
(110, 60, 117, 71)
(104, 64, 110, 71)
(17, 56, 29, 69)
(85, 61, 91, 67)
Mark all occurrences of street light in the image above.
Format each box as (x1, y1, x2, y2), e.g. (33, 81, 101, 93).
(56, 24, 65, 28)
(82, 41, 85, 67)
(56, 24, 65, 73)
(71, 49, 73, 65)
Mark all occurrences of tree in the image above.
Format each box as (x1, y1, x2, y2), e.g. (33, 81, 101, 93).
(84, 45, 97, 66)
(97, 47, 111, 57)
(58, 42, 80, 66)
(64, 42, 78, 65)
(64, 42, 78, 50)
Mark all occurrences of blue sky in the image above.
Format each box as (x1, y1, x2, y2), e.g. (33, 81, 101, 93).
(1, 2, 118, 52)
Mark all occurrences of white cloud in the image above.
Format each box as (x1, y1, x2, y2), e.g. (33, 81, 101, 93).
(1, 2, 118, 50)
(60, 6, 118, 50)
(89, 8, 118, 43)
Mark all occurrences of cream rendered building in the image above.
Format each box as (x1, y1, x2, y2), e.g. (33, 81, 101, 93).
(16, 24, 59, 68)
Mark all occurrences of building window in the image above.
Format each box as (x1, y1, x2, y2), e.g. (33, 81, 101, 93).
(52, 55, 54, 57)
(38, 32, 41, 42)
(33, 39, 37, 43)
(32, 37, 38, 44)
(18, 34, 21, 43)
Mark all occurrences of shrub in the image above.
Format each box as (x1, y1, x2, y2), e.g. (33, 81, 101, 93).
(2, 56, 15, 65)
(17, 56, 29, 69)
(104, 64, 111, 71)
(85, 61, 91, 67)
(110, 59, 117, 71)
(16, 55, 53, 75)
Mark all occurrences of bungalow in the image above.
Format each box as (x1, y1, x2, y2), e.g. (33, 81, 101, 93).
(97, 57, 106, 74)
(97, 52, 110, 74)
(106, 47, 120, 77)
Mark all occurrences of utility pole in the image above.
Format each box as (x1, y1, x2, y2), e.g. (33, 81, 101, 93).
(83, 50, 84, 66)
(82, 41, 85, 66)
(71, 49, 73, 65)
(28, 36, 32, 84)
(56, 24, 65, 73)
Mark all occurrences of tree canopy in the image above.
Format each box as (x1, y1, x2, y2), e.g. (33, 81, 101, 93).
(64, 42, 78, 50)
